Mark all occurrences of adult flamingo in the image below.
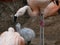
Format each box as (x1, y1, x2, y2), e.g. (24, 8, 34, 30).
(0, 27, 25, 45)
(14, 0, 49, 22)
(27, 0, 60, 18)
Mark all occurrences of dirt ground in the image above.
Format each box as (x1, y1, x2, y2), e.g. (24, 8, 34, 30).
(0, 1, 60, 45)
(45, 14, 60, 45)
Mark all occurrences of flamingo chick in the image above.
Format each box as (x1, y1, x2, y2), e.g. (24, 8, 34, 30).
(0, 27, 25, 45)
(15, 23, 35, 45)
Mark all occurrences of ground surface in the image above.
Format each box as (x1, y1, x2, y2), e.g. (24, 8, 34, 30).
(0, 1, 60, 45)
